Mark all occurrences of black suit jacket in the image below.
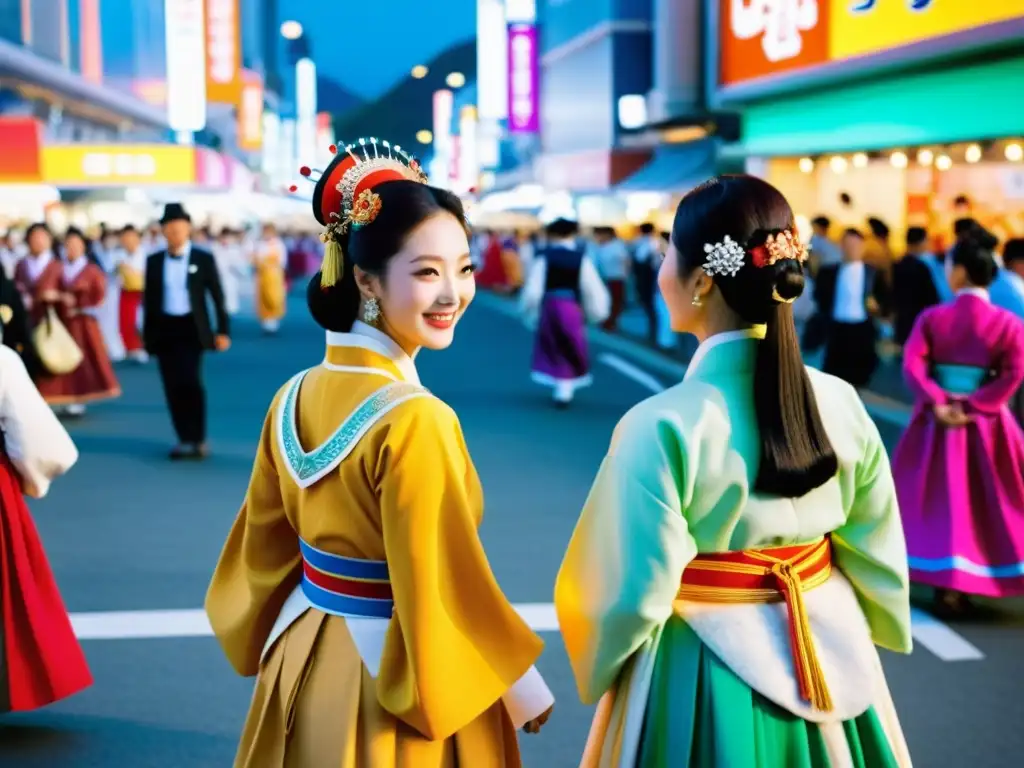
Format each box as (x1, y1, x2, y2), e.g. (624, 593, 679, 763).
(143, 246, 230, 353)
(0, 272, 41, 378)
(891, 254, 941, 345)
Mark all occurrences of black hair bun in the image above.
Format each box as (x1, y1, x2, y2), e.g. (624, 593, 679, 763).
(966, 225, 998, 252)
(772, 259, 805, 303)
(306, 272, 348, 332)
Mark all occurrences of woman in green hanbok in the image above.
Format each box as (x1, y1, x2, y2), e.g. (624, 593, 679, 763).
(555, 175, 913, 767)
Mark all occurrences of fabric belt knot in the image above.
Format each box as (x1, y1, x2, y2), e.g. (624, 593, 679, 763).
(298, 538, 393, 619)
(679, 537, 834, 712)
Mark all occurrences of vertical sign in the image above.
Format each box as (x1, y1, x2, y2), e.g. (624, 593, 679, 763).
(165, 0, 207, 132)
(295, 58, 318, 163)
(431, 89, 455, 189)
(237, 69, 264, 152)
(457, 106, 479, 194)
(79, 0, 103, 83)
(507, 24, 539, 133)
(476, 0, 508, 120)
(205, 0, 242, 103)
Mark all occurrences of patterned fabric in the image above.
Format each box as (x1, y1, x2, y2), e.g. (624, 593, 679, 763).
(277, 372, 429, 488)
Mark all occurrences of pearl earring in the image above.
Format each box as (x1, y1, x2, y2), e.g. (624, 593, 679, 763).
(362, 297, 381, 325)
(691, 293, 703, 307)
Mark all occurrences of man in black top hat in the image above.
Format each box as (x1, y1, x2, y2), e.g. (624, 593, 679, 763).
(143, 203, 230, 460)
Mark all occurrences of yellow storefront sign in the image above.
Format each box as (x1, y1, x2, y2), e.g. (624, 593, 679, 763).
(829, 0, 1024, 61)
(41, 145, 196, 186)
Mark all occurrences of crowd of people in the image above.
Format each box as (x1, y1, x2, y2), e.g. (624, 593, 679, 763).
(0, 142, 1021, 767)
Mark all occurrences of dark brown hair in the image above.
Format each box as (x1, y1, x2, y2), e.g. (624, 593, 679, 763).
(671, 175, 837, 497)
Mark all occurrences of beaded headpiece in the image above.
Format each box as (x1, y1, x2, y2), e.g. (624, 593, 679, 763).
(293, 137, 428, 288)
(702, 229, 809, 303)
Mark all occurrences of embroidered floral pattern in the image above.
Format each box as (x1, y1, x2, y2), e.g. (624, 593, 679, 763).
(280, 374, 428, 485)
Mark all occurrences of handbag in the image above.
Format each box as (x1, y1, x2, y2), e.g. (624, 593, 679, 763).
(33, 306, 83, 375)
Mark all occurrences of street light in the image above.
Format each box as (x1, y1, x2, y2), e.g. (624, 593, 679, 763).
(280, 20, 303, 40)
(446, 72, 466, 88)
(411, 65, 428, 79)
(416, 129, 433, 144)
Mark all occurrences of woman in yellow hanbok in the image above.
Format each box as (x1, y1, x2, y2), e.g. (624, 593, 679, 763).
(206, 137, 553, 768)
(253, 223, 287, 333)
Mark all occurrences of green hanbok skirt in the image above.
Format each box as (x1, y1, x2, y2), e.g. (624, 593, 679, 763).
(633, 619, 905, 767)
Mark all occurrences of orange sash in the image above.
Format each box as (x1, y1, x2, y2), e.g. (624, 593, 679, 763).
(679, 537, 834, 711)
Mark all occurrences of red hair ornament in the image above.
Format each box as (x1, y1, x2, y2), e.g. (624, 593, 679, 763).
(307, 137, 428, 288)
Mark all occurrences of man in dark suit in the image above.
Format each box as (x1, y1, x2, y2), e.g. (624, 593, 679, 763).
(813, 229, 888, 389)
(891, 226, 943, 347)
(143, 203, 231, 460)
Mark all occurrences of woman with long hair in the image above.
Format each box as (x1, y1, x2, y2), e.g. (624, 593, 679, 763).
(36, 227, 121, 416)
(556, 175, 912, 766)
(206, 138, 553, 767)
(0, 344, 90, 713)
(893, 227, 1024, 615)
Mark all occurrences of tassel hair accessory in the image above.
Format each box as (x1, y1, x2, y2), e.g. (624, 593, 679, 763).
(306, 137, 428, 289)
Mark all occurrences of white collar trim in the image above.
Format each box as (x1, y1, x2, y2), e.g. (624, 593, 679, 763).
(684, 327, 767, 381)
(957, 287, 989, 302)
(324, 321, 421, 384)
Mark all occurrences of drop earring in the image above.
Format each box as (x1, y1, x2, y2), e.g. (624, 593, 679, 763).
(691, 293, 703, 307)
(362, 297, 381, 325)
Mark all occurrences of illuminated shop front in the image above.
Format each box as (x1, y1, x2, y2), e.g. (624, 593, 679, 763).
(709, 0, 1024, 248)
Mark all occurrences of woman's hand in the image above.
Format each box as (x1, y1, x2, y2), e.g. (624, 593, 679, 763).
(61, 293, 76, 307)
(40, 289, 60, 302)
(523, 704, 553, 734)
(934, 402, 971, 427)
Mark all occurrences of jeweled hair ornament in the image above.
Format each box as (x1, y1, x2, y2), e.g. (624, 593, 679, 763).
(702, 235, 746, 278)
(302, 136, 428, 288)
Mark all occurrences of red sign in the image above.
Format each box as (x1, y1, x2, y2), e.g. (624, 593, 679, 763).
(0, 118, 43, 182)
(205, 0, 241, 103)
(719, 0, 830, 87)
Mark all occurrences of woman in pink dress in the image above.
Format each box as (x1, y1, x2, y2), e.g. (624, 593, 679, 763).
(36, 228, 121, 416)
(892, 227, 1024, 615)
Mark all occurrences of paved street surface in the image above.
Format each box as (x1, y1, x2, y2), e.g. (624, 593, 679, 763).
(2, 291, 1022, 767)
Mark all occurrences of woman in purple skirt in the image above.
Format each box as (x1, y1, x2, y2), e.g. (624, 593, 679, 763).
(892, 227, 1024, 616)
(519, 217, 610, 407)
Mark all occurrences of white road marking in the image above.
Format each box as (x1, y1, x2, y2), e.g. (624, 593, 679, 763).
(598, 352, 666, 394)
(909, 607, 984, 661)
(69, 604, 983, 661)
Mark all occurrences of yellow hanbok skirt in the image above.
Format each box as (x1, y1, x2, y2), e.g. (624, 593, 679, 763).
(256, 265, 286, 321)
(235, 610, 523, 768)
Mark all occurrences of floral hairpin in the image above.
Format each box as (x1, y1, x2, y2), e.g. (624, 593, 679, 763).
(751, 230, 808, 268)
(702, 235, 746, 277)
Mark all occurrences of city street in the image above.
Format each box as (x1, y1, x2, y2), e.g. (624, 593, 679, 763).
(2, 293, 1022, 768)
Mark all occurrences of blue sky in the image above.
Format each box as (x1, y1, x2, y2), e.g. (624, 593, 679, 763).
(283, 0, 477, 99)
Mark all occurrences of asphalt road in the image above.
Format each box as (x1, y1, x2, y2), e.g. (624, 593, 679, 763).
(2, 292, 1021, 768)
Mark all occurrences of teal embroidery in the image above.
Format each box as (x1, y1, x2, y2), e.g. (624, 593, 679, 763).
(280, 374, 428, 485)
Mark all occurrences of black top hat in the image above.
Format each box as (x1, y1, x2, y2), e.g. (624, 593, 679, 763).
(160, 203, 191, 225)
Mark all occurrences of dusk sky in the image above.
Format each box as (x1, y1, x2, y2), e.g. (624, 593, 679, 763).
(283, 0, 477, 99)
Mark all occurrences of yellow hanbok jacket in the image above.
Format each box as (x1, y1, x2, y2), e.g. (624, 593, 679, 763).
(206, 321, 549, 767)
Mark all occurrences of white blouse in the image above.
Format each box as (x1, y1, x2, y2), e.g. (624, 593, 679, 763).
(0, 346, 78, 498)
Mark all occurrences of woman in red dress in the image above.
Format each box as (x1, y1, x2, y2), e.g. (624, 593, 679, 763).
(36, 228, 121, 416)
(0, 344, 91, 713)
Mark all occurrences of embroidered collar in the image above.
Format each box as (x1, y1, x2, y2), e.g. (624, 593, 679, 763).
(63, 257, 89, 284)
(324, 321, 421, 384)
(684, 326, 767, 382)
(956, 287, 990, 302)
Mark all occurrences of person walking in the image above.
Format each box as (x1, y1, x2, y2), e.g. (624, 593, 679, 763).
(142, 203, 231, 460)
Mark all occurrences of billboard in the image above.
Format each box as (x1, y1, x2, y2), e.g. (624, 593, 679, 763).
(507, 23, 539, 134)
(165, 0, 207, 132)
(41, 145, 197, 186)
(0, 118, 43, 183)
(205, 0, 241, 103)
(719, 0, 1024, 89)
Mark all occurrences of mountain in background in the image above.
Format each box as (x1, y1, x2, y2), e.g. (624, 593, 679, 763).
(317, 75, 365, 118)
(331, 38, 476, 159)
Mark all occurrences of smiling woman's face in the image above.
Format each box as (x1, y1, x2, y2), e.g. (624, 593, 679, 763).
(359, 211, 475, 353)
